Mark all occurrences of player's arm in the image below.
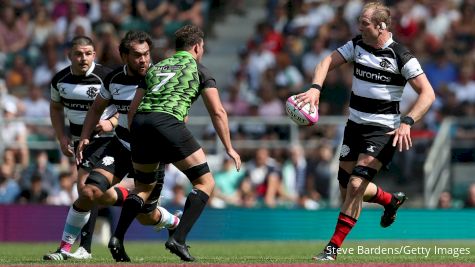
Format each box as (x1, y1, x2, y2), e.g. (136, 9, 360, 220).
(389, 74, 435, 152)
(202, 87, 241, 171)
(76, 95, 113, 163)
(406, 74, 436, 122)
(50, 100, 73, 157)
(128, 88, 145, 129)
(295, 51, 346, 112)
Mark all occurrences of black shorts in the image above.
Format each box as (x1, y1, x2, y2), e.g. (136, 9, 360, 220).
(130, 112, 201, 164)
(339, 120, 396, 166)
(76, 136, 133, 179)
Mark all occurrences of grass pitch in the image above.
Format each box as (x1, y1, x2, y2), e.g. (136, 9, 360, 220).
(0, 240, 474, 265)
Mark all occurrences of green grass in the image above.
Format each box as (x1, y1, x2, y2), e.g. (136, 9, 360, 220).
(0, 240, 474, 265)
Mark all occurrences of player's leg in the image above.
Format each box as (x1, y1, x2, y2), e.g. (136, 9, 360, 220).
(166, 148, 214, 262)
(136, 169, 181, 232)
(315, 154, 381, 261)
(71, 137, 131, 259)
(73, 167, 119, 257)
(108, 162, 157, 262)
(43, 168, 90, 260)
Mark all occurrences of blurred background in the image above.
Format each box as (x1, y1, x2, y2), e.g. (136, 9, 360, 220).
(0, 0, 474, 242)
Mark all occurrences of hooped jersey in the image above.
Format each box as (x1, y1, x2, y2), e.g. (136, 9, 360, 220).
(138, 51, 217, 121)
(337, 35, 424, 128)
(99, 65, 141, 150)
(50, 62, 116, 139)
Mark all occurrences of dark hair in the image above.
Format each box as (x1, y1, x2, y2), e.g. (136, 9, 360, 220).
(175, 24, 204, 51)
(69, 36, 95, 49)
(119, 31, 153, 55)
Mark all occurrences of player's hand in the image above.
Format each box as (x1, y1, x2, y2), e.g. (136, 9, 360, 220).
(59, 136, 74, 157)
(294, 88, 321, 113)
(227, 148, 241, 172)
(387, 124, 412, 152)
(96, 119, 114, 134)
(75, 139, 90, 165)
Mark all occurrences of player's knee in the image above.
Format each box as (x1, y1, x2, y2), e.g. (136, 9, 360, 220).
(351, 165, 377, 181)
(85, 170, 111, 194)
(338, 167, 351, 188)
(79, 184, 102, 203)
(183, 162, 210, 182)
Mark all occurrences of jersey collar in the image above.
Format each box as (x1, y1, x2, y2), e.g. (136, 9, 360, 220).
(175, 51, 194, 58)
(381, 32, 394, 49)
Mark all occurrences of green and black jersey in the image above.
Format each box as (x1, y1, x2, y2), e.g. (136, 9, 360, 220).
(137, 51, 217, 121)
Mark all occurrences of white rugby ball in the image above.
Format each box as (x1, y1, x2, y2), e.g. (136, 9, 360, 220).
(285, 95, 319, 126)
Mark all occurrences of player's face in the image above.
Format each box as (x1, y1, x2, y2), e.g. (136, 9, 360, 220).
(358, 9, 379, 44)
(69, 45, 95, 75)
(195, 40, 205, 62)
(126, 41, 151, 77)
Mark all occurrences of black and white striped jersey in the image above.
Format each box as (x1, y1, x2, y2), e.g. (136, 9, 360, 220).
(51, 62, 116, 139)
(337, 35, 424, 128)
(99, 65, 140, 150)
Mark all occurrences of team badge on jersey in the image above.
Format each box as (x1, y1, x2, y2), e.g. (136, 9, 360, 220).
(340, 145, 350, 157)
(86, 87, 98, 98)
(102, 156, 115, 166)
(379, 58, 392, 69)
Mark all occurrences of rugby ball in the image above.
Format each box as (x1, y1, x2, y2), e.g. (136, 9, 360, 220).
(286, 95, 319, 126)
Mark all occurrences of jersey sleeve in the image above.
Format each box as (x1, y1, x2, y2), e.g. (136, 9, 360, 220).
(401, 57, 424, 80)
(198, 63, 217, 90)
(50, 75, 61, 103)
(99, 71, 113, 100)
(336, 38, 356, 63)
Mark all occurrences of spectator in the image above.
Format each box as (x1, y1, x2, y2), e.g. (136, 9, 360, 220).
(1, 98, 29, 168)
(20, 150, 59, 195)
(27, 5, 55, 65)
(0, 6, 29, 54)
(5, 54, 33, 94)
(47, 171, 78, 206)
(211, 157, 245, 208)
(257, 84, 285, 117)
(438, 191, 453, 209)
(465, 183, 475, 208)
(94, 23, 122, 69)
(239, 148, 282, 208)
(0, 166, 20, 204)
(32, 42, 69, 89)
(274, 52, 304, 94)
(222, 84, 250, 116)
(306, 142, 334, 200)
(22, 84, 50, 118)
(301, 38, 331, 80)
(17, 172, 49, 204)
(448, 64, 475, 104)
(281, 144, 317, 208)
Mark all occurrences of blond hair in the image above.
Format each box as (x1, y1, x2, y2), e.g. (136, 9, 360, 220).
(362, 1, 391, 29)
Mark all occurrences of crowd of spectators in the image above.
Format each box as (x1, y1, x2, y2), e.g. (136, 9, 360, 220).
(0, 0, 475, 209)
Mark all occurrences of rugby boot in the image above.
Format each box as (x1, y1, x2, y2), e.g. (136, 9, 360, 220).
(108, 236, 130, 262)
(43, 249, 71, 261)
(312, 247, 337, 261)
(380, 192, 408, 228)
(165, 237, 195, 262)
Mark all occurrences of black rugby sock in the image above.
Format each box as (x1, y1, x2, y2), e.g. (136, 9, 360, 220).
(173, 188, 209, 244)
(79, 206, 98, 253)
(113, 194, 144, 241)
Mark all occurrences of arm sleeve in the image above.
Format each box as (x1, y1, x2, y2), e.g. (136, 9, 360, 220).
(99, 72, 113, 100)
(50, 81, 61, 103)
(336, 39, 355, 63)
(198, 63, 217, 90)
(401, 57, 424, 80)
